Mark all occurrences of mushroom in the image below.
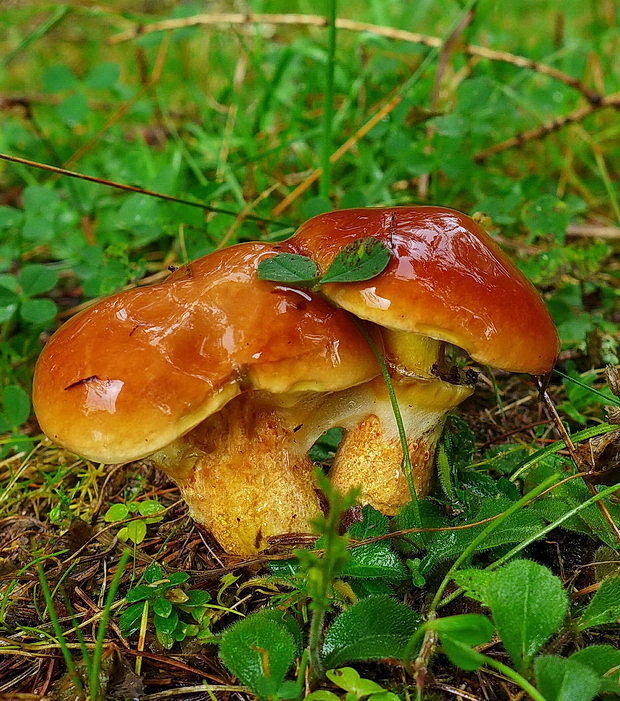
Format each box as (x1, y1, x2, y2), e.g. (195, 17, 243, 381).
(33, 242, 380, 554)
(286, 206, 559, 513)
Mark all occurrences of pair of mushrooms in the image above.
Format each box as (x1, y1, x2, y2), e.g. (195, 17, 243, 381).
(33, 207, 558, 555)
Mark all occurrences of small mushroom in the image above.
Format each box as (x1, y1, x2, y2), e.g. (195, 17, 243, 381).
(33, 243, 379, 554)
(287, 206, 559, 512)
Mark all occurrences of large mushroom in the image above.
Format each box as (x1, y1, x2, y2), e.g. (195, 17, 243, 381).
(286, 206, 559, 513)
(33, 242, 380, 554)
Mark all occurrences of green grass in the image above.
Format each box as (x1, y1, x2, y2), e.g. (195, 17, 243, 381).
(0, 1, 618, 698)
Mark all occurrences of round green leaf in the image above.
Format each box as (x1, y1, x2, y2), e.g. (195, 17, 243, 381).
(119, 602, 146, 636)
(154, 610, 178, 635)
(144, 562, 164, 584)
(18, 265, 58, 297)
(153, 597, 173, 618)
(2, 385, 30, 428)
(183, 590, 212, 607)
(126, 584, 156, 603)
(19, 298, 58, 325)
(0, 285, 20, 323)
(85, 62, 120, 89)
(104, 503, 130, 522)
(327, 667, 384, 695)
(124, 519, 147, 544)
(57, 92, 89, 126)
(42, 64, 78, 93)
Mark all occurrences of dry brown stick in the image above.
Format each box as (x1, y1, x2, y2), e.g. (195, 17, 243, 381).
(474, 93, 620, 162)
(567, 224, 620, 239)
(0, 152, 287, 226)
(108, 13, 599, 103)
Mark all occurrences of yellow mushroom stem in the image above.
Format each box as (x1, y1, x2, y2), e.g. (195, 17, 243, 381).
(325, 330, 474, 513)
(148, 392, 324, 556)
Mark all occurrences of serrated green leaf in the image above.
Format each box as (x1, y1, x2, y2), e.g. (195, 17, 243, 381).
(104, 503, 129, 522)
(570, 645, 620, 695)
(535, 656, 600, 701)
(219, 611, 296, 700)
(320, 237, 391, 284)
(528, 463, 619, 547)
(488, 560, 567, 672)
(322, 595, 420, 667)
(577, 575, 620, 631)
(19, 298, 57, 325)
(2, 385, 30, 428)
(257, 253, 319, 286)
(452, 569, 494, 604)
(344, 506, 408, 580)
(119, 602, 146, 636)
(393, 498, 446, 554)
(18, 265, 58, 297)
(418, 499, 543, 575)
(153, 597, 173, 618)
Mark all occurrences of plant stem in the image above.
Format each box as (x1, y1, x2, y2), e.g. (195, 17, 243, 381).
(320, 0, 337, 199)
(307, 482, 343, 680)
(37, 563, 83, 693)
(90, 550, 131, 700)
(481, 654, 546, 701)
(353, 321, 419, 511)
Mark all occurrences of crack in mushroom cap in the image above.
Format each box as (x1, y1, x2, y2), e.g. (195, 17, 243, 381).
(286, 206, 559, 375)
(33, 243, 379, 464)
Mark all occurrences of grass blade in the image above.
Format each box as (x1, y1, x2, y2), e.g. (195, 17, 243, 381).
(90, 550, 131, 700)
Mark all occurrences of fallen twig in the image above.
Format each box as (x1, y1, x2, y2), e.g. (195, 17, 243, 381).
(474, 93, 620, 162)
(109, 13, 600, 103)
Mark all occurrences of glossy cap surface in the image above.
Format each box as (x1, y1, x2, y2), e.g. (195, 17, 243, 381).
(287, 206, 559, 374)
(33, 243, 379, 464)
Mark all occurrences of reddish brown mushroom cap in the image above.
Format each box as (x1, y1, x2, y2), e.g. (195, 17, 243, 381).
(33, 242, 379, 464)
(287, 206, 559, 374)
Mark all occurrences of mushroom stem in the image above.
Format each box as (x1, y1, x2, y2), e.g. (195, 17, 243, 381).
(149, 392, 322, 555)
(383, 329, 441, 378)
(327, 374, 473, 513)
